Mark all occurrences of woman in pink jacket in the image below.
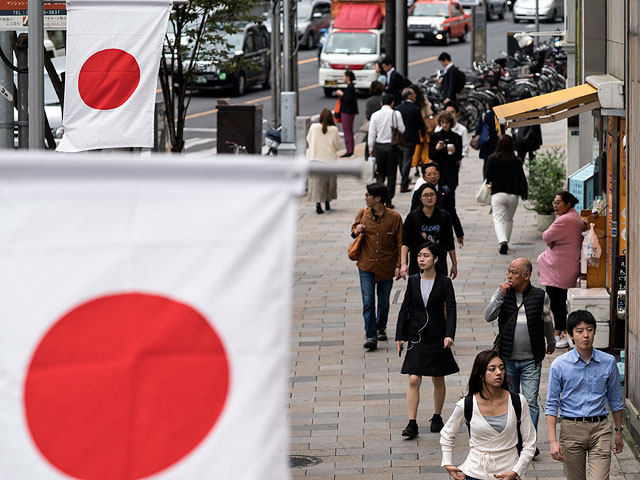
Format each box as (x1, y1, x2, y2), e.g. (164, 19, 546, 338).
(537, 191, 586, 348)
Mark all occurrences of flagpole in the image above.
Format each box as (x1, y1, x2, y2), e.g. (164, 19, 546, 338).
(28, 0, 45, 149)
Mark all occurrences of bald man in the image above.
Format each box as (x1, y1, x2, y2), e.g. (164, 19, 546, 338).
(485, 258, 555, 454)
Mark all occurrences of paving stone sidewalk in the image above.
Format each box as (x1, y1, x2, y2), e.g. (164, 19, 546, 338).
(289, 120, 640, 479)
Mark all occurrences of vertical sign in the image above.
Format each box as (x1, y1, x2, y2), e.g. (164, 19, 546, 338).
(619, 118, 627, 256)
(606, 117, 615, 289)
(471, 4, 486, 63)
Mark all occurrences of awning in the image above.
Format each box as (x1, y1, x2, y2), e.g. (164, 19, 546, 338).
(493, 84, 601, 128)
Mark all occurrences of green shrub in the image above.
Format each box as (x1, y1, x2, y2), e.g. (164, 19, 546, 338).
(526, 148, 566, 215)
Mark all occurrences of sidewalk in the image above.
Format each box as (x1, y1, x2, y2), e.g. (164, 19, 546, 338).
(289, 121, 640, 479)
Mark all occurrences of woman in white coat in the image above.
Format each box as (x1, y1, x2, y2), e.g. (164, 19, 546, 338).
(440, 350, 536, 480)
(307, 108, 343, 214)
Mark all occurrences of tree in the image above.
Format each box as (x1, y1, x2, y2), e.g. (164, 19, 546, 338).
(159, 0, 263, 152)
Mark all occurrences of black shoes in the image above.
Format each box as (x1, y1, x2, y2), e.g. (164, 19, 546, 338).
(534, 447, 540, 458)
(402, 420, 419, 438)
(340, 152, 353, 158)
(429, 414, 444, 432)
(377, 329, 387, 341)
(499, 243, 508, 255)
(363, 339, 378, 351)
(316, 203, 324, 214)
(325, 201, 331, 211)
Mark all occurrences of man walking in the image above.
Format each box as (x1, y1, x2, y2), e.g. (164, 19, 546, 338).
(368, 93, 405, 208)
(395, 87, 425, 193)
(438, 52, 458, 103)
(484, 257, 555, 453)
(351, 183, 403, 351)
(381, 57, 404, 105)
(546, 310, 624, 480)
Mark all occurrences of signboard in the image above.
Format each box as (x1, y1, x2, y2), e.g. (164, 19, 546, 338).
(0, 1, 66, 30)
(619, 119, 627, 255)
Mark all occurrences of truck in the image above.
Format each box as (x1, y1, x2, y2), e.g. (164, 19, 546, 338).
(318, 0, 385, 97)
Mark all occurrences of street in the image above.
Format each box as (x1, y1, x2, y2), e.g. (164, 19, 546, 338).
(181, 15, 564, 154)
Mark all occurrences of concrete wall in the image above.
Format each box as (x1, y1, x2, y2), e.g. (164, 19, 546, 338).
(581, 0, 606, 81)
(607, 0, 626, 80)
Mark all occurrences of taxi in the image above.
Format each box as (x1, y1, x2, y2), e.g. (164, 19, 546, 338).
(407, 0, 471, 45)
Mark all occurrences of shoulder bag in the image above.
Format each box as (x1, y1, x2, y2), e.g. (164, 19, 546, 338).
(334, 97, 341, 123)
(391, 111, 406, 151)
(475, 179, 492, 205)
(492, 289, 533, 353)
(348, 209, 369, 261)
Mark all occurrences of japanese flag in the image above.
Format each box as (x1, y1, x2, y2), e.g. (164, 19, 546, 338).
(57, 0, 171, 152)
(0, 153, 299, 479)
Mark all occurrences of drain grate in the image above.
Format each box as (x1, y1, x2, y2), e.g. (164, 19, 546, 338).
(289, 455, 322, 468)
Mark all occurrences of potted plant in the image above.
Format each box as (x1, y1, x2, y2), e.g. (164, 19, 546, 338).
(526, 147, 566, 231)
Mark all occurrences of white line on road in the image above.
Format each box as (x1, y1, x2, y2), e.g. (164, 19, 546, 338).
(184, 137, 217, 149)
(184, 127, 218, 132)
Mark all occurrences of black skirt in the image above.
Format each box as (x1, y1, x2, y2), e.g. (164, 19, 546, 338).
(401, 336, 459, 377)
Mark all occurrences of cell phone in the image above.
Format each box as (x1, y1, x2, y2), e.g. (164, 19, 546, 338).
(399, 343, 404, 357)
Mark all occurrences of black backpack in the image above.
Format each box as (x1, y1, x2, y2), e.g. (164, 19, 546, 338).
(401, 73, 412, 89)
(454, 68, 466, 93)
(464, 391, 523, 454)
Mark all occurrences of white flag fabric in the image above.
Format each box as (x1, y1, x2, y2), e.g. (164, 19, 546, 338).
(57, 0, 171, 152)
(0, 153, 301, 479)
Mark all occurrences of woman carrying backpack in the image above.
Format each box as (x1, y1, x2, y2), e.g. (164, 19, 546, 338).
(440, 350, 536, 480)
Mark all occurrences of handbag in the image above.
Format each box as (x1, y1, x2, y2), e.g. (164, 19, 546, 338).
(334, 98, 341, 123)
(492, 289, 533, 353)
(348, 209, 369, 261)
(425, 115, 437, 134)
(391, 111, 406, 151)
(470, 133, 481, 150)
(475, 179, 492, 205)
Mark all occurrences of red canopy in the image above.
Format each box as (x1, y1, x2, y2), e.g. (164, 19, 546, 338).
(333, 4, 383, 29)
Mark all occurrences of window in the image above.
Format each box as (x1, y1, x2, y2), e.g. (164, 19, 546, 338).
(244, 32, 256, 52)
(411, 3, 449, 17)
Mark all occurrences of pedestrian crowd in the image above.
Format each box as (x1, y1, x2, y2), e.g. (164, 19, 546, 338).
(331, 52, 624, 480)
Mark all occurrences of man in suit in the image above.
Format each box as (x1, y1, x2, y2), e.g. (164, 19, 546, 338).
(395, 88, 425, 192)
(438, 52, 458, 103)
(381, 57, 404, 105)
(411, 162, 463, 245)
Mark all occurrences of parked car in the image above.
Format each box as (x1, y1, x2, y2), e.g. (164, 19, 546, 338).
(192, 22, 271, 96)
(457, 0, 507, 20)
(408, 0, 471, 45)
(297, 0, 331, 49)
(513, 0, 563, 22)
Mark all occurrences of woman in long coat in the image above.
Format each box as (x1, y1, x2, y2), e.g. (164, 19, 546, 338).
(396, 242, 458, 438)
(306, 108, 342, 214)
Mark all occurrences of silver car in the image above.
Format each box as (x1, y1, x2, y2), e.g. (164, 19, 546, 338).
(513, 0, 564, 22)
(457, 0, 508, 20)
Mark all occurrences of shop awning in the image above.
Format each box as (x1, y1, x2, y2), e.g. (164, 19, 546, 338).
(493, 84, 601, 128)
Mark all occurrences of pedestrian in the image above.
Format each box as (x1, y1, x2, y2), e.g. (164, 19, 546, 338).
(375, 61, 387, 85)
(409, 84, 435, 177)
(411, 162, 463, 246)
(537, 191, 587, 349)
(512, 92, 542, 161)
(336, 70, 358, 157)
(440, 350, 536, 480)
(476, 103, 502, 178)
(363, 80, 385, 162)
(396, 241, 458, 437)
(368, 93, 405, 208)
(437, 51, 459, 103)
(484, 257, 556, 456)
(437, 100, 469, 161)
(381, 57, 405, 105)
(429, 111, 463, 191)
(395, 87, 426, 192)
(306, 108, 342, 214)
(485, 134, 528, 255)
(400, 182, 457, 279)
(546, 310, 624, 480)
(350, 183, 403, 351)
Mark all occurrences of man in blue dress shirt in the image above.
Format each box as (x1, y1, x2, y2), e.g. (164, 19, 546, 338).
(545, 310, 624, 480)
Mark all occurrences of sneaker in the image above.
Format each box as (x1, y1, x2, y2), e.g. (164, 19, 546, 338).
(429, 414, 444, 432)
(402, 420, 419, 438)
(556, 334, 569, 348)
(363, 339, 378, 351)
(377, 328, 388, 341)
(499, 243, 508, 255)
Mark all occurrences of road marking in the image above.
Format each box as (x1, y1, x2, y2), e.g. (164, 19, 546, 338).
(186, 108, 219, 120)
(408, 56, 437, 67)
(298, 57, 318, 65)
(184, 137, 217, 149)
(184, 127, 217, 132)
(245, 94, 273, 104)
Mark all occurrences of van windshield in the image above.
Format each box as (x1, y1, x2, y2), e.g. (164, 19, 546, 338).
(325, 32, 377, 54)
(411, 3, 449, 16)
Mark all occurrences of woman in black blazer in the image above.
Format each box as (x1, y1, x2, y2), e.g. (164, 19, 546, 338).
(396, 242, 458, 438)
(336, 70, 359, 157)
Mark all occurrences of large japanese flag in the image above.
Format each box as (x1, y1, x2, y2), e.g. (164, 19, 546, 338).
(57, 0, 171, 152)
(0, 153, 300, 479)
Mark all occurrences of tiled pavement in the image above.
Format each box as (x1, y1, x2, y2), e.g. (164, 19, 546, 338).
(289, 120, 640, 479)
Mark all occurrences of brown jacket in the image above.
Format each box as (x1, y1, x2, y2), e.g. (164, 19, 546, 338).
(351, 207, 403, 281)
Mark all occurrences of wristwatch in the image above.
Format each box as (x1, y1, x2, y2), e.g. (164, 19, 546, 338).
(615, 426, 624, 432)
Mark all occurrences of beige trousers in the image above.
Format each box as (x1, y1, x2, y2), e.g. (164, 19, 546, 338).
(559, 418, 613, 480)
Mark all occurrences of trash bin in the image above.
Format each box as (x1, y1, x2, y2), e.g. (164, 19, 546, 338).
(216, 102, 263, 154)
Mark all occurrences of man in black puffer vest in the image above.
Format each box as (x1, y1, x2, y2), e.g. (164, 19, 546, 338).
(485, 258, 555, 454)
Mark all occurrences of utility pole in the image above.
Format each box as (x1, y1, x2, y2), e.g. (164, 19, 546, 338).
(384, 0, 395, 64)
(28, 0, 44, 149)
(534, 0, 539, 44)
(395, 0, 407, 77)
(279, 0, 296, 154)
(0, 32, 14, 149)
(16, 34, 28, 149)
(271, 0, 281, 127)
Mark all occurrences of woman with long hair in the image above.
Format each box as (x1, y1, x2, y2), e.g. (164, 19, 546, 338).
(485, 134, 528, 255)
(440, 350, 536, 480)
(537, 191, 586, 348)
(306, 108, 342, 214)
(396, 242, 458, 437)
(409, 84, 435, 177)
(336, 70, 358, 157)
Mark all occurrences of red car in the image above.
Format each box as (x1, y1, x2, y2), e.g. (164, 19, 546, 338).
(407, 0, 471, 45)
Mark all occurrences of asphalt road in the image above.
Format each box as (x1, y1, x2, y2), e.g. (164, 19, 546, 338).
(180, 14, 563, 154)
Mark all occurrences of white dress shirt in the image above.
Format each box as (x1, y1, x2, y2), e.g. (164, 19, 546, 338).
(435, 122, 469, 158)
(367, 105, 405, 152)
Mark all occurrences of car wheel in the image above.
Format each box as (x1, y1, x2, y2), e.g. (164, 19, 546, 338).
(233, 73, 246, 96)
(513, 14, 520, 22)
(443, 30, 450, 45)
(323, 87, 333, 98)
(262, 71, 270, 89)
(306, 32, 315, 49)
(486, 5, 492, 21)
(459, 26, 468, 43)
(498, 4, 505, 19)
(552, 8, 558, 21)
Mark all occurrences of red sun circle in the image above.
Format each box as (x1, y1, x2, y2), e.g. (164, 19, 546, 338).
(24, 293, 230, 480)
(78, 49, 140, 110)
